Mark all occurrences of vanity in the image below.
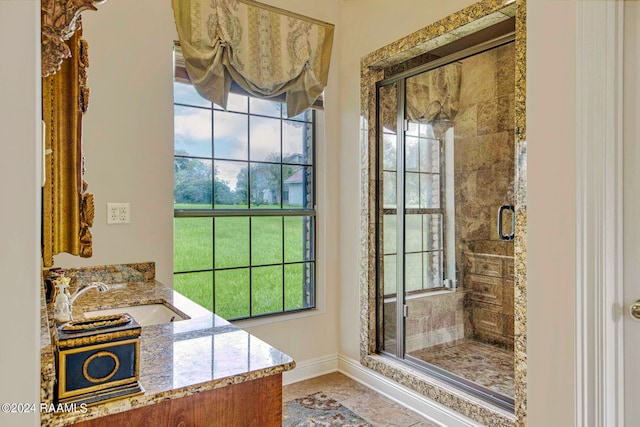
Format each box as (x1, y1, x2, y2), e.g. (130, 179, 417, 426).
(40, 263, 295, 426)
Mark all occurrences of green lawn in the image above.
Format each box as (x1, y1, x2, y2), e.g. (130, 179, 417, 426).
(173, 205, 313, 320)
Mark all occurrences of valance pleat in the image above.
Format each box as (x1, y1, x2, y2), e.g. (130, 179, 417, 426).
(172, 0, 334, 117)
(378, 62, 461, 135)
(405, 62, 462, 123)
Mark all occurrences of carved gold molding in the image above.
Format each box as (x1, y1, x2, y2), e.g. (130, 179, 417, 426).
(42, 27, 94, 267)
(41, 0, 105, 78)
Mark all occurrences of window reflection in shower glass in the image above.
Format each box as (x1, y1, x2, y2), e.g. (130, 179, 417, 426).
(383, 255, 397, 295)
(423, 251, 442, 288)
(405, 253, 424, 292)
(383, 214, 396, 255)
(383, 172, 397, 209)
(405, 214, 422, 253)
(404, 212, 444, 291)
(420, 174, 440, 209)
(420, 139, 440, 173)
(423, 214, 442, 251)
(404, 172, 420, 209)
(405, 137, 419, 171)
(383, 134, 397, 170)
(378, 81, 398, 356)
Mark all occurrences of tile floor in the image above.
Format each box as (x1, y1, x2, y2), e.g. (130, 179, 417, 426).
(282, 372, 441, 427)
(409, 339, 514, 397)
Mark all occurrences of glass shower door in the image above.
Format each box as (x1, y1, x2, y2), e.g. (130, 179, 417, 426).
(377, 82, 399, 356)
(376, 39, 517, 410)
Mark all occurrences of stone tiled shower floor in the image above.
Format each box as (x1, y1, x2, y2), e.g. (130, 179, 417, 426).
(409, 338, 514, 398)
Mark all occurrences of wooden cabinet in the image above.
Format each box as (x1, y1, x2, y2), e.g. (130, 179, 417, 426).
(72, 374, 282, 427)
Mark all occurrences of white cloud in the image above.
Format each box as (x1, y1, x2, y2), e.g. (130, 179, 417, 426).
(174, 106, 307, 191)
(174, 108, 211, 141)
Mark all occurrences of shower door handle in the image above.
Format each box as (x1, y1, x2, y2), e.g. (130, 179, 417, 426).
(498, 204, 515, 241)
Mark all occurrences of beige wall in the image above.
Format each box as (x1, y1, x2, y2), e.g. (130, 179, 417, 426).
(54, 0, 177, 286)
(0, 1, 40, 426)
(336, 0, 482, 360)
(336, 0, 579, 425)
(1, 1, 583, 426)
(526, 1, 577, 426)
(53, 0, 342, 366)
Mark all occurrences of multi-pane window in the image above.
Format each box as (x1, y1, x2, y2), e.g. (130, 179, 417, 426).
(403, 121, 444, 293)
(173, 83, 316, 320)
(379, 81, 446, 298)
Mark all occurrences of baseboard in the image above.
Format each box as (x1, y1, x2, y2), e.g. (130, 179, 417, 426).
(284, 353, 484, 427)
(282, 353, 339, 385)
(337, 355, 484, 427)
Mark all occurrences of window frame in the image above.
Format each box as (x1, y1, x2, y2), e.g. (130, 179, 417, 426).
(173, 85, 318, 321)
(377, 79, 450, 300)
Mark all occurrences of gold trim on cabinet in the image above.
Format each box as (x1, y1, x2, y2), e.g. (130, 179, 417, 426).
(57, 329, 141, 349)
(82, 351, 120, 383)
(57, 338, 140, 399)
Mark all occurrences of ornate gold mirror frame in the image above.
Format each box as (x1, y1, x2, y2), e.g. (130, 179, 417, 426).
(41, 1, 105, 267)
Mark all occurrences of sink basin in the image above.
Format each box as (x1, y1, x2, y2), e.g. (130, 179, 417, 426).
(85, 303, 188, 327)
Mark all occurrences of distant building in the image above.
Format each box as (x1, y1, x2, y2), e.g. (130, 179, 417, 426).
(284, 169, 304, 206)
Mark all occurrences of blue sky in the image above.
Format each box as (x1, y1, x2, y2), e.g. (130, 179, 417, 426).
(173, 84, 308, 190)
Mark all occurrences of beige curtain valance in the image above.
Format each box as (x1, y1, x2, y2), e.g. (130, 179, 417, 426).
(172, 0, 334, 117)
(405, 62, 462, 123)
(378, 62, 461, 134)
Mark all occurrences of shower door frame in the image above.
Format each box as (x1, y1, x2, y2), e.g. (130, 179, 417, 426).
(375, 33, 517, 413)
(359, 1, 527, 425)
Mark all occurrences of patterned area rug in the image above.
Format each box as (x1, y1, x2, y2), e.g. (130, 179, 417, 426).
(283, 392, 373, 427)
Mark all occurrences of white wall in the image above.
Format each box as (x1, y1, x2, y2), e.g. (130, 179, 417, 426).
(0, 1, 40, 426)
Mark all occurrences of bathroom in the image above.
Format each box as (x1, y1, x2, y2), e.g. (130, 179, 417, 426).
(2, 0, 638, 426)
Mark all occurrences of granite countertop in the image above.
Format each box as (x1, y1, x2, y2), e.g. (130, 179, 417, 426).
(40, 265, 295, 426)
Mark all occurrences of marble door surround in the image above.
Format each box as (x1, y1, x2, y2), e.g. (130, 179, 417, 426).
(358, 1, 527, 426)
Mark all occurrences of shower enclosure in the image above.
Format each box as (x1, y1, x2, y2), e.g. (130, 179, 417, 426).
(376, 34, 516, 409)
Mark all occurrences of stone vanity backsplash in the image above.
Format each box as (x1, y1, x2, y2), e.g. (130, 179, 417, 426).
(44, 261, 156, 288)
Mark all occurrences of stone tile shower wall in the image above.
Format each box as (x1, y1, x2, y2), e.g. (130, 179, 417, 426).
(385, 292, 466, 354)
(464, 253, 515, 349)
(454, 43, 515, 349)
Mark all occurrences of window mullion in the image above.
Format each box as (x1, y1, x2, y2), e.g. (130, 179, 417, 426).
(211, 102, 216, 313)
(249, 217, 253, 317)
(281, 216, 286, 311)
(212, 217, 217, 313)
(174, 87, 316, 320)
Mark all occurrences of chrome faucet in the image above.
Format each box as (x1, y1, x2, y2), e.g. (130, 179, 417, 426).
(69, 281, 109, 306)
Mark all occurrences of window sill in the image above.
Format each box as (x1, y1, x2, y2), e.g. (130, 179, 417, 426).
(231, 307, 322, 329)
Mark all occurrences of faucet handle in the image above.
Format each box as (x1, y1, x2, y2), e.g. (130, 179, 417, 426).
(91, 282, 109, 292)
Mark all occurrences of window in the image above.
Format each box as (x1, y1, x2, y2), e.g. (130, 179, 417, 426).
(173, 83, 316, 320)
(402, 120, 445, 294)
(378, 77, 453, 299)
